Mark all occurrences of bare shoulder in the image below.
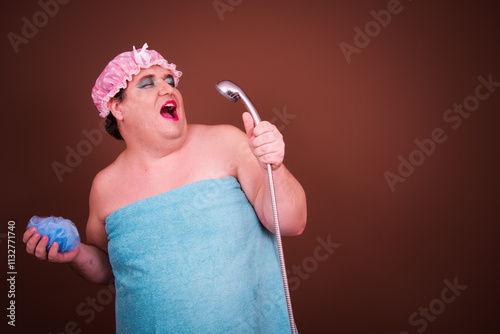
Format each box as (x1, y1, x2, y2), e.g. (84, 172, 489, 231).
(85, 158, 125, 252)
(188, 123, 247, 151)
(88, 158, 123, 221)
(91, 162, 117, 198)
(189, 123, 244, 137)
(186, 123, 251, 178)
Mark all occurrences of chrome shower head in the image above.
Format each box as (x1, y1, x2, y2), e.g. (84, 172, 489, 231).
(215, 80, 241, 103)
(215, 80, 262, 125)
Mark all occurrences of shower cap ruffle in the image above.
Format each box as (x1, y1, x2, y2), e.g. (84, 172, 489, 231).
(91, 43, 182, 117)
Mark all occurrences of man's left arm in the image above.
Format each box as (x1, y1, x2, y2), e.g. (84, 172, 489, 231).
(235, 112, 307, 236)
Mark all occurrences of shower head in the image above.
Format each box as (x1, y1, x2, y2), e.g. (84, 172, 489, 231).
(215, 80, 241, 103)
(215, 80, 262, 125)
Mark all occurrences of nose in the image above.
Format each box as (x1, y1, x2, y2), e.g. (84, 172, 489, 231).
(158, 80, 174, 96)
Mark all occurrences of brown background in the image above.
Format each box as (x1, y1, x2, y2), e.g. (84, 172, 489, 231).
(2, 0, 499, 333)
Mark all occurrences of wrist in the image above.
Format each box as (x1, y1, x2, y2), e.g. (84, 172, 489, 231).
(68, 244, 85, 266)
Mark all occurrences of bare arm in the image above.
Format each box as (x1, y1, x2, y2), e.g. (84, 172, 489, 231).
(68, 244, 112, 285)
(235, 112, 307, 236)
(23, 175, 113, 285)
(23, 228, 113, 285)
(70, 174, 113, 284)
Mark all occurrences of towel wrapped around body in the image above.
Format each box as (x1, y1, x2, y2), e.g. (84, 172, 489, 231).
(105, 176, 292, 333)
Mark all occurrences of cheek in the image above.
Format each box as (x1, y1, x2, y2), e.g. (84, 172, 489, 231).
(123, 93, 156, 112)
(174, 91, 184, 107)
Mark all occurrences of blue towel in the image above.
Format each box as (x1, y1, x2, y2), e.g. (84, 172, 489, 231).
(105, 176, 293, 333)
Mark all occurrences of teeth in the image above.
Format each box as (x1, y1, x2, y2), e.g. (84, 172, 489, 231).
(161, 102, 177, 119)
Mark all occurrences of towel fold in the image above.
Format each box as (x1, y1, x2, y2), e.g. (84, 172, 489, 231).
(106, 176, 292, 333)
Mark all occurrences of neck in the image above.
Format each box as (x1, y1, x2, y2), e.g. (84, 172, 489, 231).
(121, 124, 190, 166)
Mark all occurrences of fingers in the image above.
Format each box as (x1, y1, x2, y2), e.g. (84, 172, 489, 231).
(34, 235, 49, 259)
(23, 226, 36, 244)
(24, 227, 80, 263)
(247, 120, 285, 169)
(241, 111, 285, 169)
(24, 227, 50, 260)
(25, 229, 41, 255)
(252, 145, 285, 166)
(252, 129, 281, 148)
(252, 120, 275, 137)
(47, 242, 60, 261)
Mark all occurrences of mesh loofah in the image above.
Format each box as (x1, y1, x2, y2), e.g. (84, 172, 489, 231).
(27, 216, 80, 253)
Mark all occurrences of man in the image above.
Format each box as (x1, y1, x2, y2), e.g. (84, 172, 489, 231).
(24, 44, 307, 333)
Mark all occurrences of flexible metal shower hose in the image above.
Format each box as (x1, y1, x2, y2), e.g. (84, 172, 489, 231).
(266, 163, 297, 334)
(214, 80, 296, 333)
(250, 106, 297, 334)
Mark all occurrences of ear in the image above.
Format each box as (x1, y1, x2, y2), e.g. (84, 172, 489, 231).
(108, 98, 124, 121)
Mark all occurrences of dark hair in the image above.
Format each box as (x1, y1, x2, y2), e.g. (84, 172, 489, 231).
(105, 89, 125, 140)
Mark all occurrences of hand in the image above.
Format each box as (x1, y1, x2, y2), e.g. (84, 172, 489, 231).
(242, 112, 285, 170)
(23, 227, 80, 263)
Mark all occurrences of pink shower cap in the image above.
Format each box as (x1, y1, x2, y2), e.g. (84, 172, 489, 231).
(91, 43, 182, 117)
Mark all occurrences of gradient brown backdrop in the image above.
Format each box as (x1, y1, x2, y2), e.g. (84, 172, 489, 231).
(2, 0, 499, 333)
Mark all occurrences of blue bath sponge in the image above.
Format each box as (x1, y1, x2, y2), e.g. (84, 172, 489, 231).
(27, 216, 80, 252)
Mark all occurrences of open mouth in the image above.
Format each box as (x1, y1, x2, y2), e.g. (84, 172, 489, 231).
(160, 100, 178, 121)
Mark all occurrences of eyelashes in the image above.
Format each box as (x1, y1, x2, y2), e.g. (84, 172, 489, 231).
(138, 75, 176, 89)
(164, 75, 175, 88)
(138, 77, 155, 88)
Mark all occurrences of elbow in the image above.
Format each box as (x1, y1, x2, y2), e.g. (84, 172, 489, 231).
(295, 208, 307, 235)
(296, 222, 306, 236)
(91, 271, 115, 286)
(282, 212, 307, 237)
(292, 219, 307, 236)
(282, 224, 305, 237)
(289, 193, 307, 236)
(286, 228, 304, 237)
(98, 276, 115, 286)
